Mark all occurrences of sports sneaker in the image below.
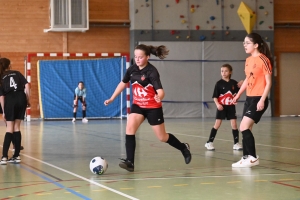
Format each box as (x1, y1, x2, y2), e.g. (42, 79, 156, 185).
(119, 158, 134, 172)
(181, 143, 192, 164)
(72, 118, 76, 122)
(205, 142, 215, 150)
(0, 157, 7, 165)
(82, 118, 88, 123)
(233, 143, 243, 150)
(7, 156, 21, 164)
(232, 155, 259, 168)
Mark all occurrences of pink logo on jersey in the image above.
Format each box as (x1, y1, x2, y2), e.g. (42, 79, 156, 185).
(141, 75, 145, 81)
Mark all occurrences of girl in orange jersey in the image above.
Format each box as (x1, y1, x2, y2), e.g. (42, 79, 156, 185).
(232, 33, 272, 168)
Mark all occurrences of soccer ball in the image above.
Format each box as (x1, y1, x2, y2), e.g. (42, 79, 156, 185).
(89, 157, 108, 175)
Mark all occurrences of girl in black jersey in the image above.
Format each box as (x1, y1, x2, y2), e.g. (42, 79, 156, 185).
(205, 64, 243, 151)
(0, 58, 30, 165)
(104, 44, 191, 172)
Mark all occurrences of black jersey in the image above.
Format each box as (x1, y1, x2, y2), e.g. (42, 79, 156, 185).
(0, 70, 28, 96)
(122, 63, 163, 108)
(212, 79, 239, 105)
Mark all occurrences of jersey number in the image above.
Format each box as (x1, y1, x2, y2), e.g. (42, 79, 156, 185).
(10, 77, 17, 89)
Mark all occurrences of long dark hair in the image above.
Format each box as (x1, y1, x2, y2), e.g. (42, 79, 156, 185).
(135, 44, 169, 59)
(0, 57, 11, 79)
(246, 33, 272, 63)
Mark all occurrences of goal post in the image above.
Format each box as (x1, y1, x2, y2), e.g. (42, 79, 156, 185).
(25, 52, 131, 121)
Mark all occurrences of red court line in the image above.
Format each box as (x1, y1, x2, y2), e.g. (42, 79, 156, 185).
(272, 180, 300, 190)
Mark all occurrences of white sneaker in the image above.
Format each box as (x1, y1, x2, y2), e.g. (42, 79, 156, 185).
(205, 142, 215, 150)
(232, 155, 259, 168)
(233, 143, 243, 150)
(0, 157, 7, 165)
(72, 118, 76, 122)
(82, 118, 88, 123)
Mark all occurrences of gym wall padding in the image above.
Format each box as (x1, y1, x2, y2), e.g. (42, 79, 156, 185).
(37, 58, 127, 119)
(141, 41, 271, 118)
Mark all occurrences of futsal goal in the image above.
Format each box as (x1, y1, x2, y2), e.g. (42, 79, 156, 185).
(25, 53, 130, 121)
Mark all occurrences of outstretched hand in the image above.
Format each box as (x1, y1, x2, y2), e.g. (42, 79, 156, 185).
(104, 99, 113, 106)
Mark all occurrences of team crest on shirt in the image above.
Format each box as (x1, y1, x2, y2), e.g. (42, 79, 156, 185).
(141, 75, 146, 81)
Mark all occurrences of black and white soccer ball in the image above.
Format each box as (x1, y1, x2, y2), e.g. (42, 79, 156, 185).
(89, 157, 108, 175)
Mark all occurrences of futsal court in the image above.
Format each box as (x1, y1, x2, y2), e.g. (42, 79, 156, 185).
(0, 117, 299, 200)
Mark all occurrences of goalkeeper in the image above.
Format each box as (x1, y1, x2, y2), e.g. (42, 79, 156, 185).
(72, 81, 88, 123)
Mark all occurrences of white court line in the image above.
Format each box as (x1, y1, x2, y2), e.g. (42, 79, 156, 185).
(0, 147, 139, 200)
(92, 172, 300, 182)
(174, 133, 300, 151)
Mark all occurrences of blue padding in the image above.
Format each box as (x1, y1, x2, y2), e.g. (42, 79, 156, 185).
(39, 58, 127, 119)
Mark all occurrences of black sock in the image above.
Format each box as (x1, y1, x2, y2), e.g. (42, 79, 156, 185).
(242, 139, 249, 156)
(2, 132, 13, 158)
(125, 135, 136, 164)
(73, 112, 77, 118)
(166, 133, 186, 151)
(82, 110, 86, 118)
(242, 129, 256, 158)
(13, 131, 21, 157)
(208, 128, 217, 143)
(232, 129, 239, 144)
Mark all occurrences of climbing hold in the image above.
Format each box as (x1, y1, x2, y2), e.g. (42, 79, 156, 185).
(146, 3, 150, 7)
(140, 30, 144, 34)
(230, 4, 234, 9)
(225, 31, 230, 35)
(176, 0, 179, 3)
(200, 35, 206, 41)
(211, 26, 216, 29)
(259, 21, 264, 25)
(190, 8, 195, 13)
(210, 16, 216, 20)
(180, 15, 184, 18)
(170, 30, 176, 35)
(166, 4, 169, 8)
(156, 20, 159, 23)
(181, 19, 186, 24)
(196, 5, 200, 8)
(195, 25, 200, 30)
(211, 31, 215, 35)
(176, 35, 180, 39)
(226, 26, 230, 30)
(259, 6, 264, 9)
(268, 26, 273, 29)
(265, 11, 268, 16)
(186, 35, 190, 39)
(135, 9, 138, 14)
(237, 2, 257, 34)
(191, 5, 195, 8)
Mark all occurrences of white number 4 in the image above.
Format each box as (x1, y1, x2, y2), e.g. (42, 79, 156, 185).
(10, 77, 17, 89)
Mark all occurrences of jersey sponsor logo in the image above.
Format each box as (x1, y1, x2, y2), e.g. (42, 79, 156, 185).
(134, 88, 148, 97)
(218, 91, 235, 105)
(141, 75, 146, 81)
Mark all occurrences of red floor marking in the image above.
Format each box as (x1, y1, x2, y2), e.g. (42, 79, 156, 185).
(0, 182, 48, 191)
(272, 181, 300, 190)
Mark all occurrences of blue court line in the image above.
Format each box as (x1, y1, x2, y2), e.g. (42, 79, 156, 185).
(20, 165, 91, 200)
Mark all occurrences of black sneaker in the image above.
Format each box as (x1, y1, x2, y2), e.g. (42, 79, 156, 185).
(119, 158, 134, 172)
(7, 156, 21, 163)
(181, 143, 191, 164)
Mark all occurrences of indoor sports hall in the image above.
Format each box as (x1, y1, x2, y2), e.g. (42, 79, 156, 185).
(0, 0, 299, 200)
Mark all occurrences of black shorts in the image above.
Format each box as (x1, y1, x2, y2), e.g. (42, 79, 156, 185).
(243, 96, 268, 124)
(4, 91, 27, 121)
(74, 95, 86, 106)
(131, 104, 164, 126)
(215, 105, 237, 120)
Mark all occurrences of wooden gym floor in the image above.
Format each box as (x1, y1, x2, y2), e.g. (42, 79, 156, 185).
(0, 117, 299, 200)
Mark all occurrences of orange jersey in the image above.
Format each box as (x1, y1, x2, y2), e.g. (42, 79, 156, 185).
(245, 54, 272, 96)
